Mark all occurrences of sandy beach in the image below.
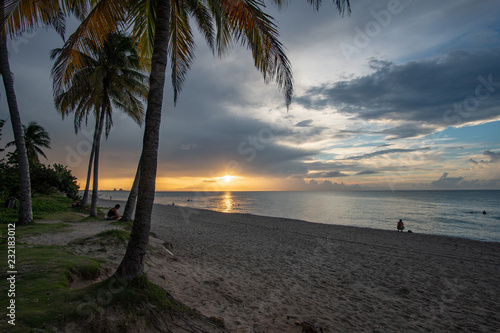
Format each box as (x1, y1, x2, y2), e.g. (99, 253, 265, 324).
(97, 200, 500, 332)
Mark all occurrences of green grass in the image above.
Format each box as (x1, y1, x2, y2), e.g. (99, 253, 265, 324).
(95, 229, 131, 244)
(0, 193, 74, 224)
(31, 194, 74, 219)
(0, 244, 102, 332)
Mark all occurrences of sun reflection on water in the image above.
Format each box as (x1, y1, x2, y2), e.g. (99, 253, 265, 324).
(218, 192, 234, 212)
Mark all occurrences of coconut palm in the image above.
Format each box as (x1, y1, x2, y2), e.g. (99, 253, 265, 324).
(17, 0, 350, 277)
(115, 0, 350, 279)
(6, 121, 51, 165)
(51, 32, 148, 216)
(1, 0, 88, 224)
(120, 153, 141, 222)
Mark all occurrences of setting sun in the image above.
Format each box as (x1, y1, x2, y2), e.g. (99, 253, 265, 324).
(220, 175, 236, 182)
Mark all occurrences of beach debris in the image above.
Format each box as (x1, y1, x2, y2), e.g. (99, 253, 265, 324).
(162, 242, 175, 256)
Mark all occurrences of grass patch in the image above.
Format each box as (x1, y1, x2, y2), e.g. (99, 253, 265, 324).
(0, 206, 18, 224)
(0, 244, 102, 332)
(0, 193, 74, 224)
(95, 229, 130, 244)
(31, 194, 74, 219)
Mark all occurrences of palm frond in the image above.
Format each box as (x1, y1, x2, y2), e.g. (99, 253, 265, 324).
(128, 0, 156, 65)
(2, 0, 66, 39)
(186, 0, 215, 53)
(169, 0, 196, 104)
(51, 0, 128, 92)
(306, 0, 351, 15)
(218, 0, 293, 107)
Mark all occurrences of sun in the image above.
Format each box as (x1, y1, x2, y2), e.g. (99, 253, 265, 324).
(220, 175, 236, 182)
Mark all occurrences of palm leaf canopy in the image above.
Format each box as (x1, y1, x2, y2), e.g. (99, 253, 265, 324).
(4, 0, 349, 107)
(49, 0, 349, 108)
(5, 121, 51, 164)
(51, 32, 148, 136)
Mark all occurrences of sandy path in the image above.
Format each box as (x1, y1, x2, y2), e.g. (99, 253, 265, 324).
(21, 220, 120, 246)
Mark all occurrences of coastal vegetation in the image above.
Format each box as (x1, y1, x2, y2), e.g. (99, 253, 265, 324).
(0, 194, 223, 332)
(0, 121, 79, 216)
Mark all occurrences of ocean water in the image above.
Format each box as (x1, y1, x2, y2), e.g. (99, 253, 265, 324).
(97, 190, 500, 243)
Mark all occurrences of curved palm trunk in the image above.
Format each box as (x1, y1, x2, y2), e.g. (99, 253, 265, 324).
(115, 0, 170, 279)
(89, 106, 106, 217)
(80, 117, 99, 207)
(121, 154, 142, 222)
(0, 12, 33, 225)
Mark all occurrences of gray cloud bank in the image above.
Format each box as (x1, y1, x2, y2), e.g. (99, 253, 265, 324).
(296, 49, 500, 139)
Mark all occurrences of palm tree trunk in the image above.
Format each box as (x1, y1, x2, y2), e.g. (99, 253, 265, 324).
(80, 117, 99, 207)
(115, 0, 170, 279)
(121, 154, 142, 222)
(89, 106, 106, 217)
(0, 10, 33, 225)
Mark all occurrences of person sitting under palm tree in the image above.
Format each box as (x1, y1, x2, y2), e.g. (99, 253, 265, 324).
(107, 204, 122, 220)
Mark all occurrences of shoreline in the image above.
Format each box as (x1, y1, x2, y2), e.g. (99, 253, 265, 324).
(99, 198, 500, 244)
(99, 199, 500, 332)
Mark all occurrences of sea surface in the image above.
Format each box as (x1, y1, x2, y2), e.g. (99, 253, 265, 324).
(97, 190, 500, 243)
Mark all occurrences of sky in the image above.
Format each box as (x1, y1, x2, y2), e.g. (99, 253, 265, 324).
(1, 0, 500, 191)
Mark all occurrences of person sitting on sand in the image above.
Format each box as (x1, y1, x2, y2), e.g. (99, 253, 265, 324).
(107, 204, 122, 220)
(397, 219, 405, 232)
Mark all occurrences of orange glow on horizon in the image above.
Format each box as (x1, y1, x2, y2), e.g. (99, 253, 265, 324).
(83, 175, 287, 192)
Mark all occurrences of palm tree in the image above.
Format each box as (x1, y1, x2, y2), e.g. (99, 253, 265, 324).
(42, 0, 350, 278)
(1, 0, 84, 224)
(120, 153, 142, 222)
(6, 121, 51, 165)
(1, 2, 33, 224)
(115, 0, 350, 279)
(51, 32, 148, 216)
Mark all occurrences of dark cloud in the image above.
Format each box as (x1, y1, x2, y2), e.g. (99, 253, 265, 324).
(344, 147, 431, 160)
(356, 170, 378, 175)
(296, 49, 500, 139)
(483, 150, 500, 163)
(431, 172, 464, 188)
(307, 171, 349, 178)
(469, 150, 500, 165)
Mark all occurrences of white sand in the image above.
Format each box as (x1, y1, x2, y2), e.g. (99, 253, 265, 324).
(124, 201, 500, 333)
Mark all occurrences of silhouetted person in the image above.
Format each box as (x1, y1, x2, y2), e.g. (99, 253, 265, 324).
(397, 219, 405, 232)
(107, 204, 122, 220)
